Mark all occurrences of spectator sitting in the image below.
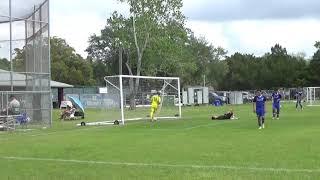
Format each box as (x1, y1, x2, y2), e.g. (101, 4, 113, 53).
(60, 105, 76, 120)
(211, 109, 238, 120)
(1, 95, 21, 116)
(60, 105, 72, 120)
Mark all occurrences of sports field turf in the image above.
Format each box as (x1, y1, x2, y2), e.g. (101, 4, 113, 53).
(0, 102, 319, 179)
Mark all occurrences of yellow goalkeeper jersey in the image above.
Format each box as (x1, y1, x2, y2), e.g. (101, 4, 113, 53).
(151, 95, 161, 107)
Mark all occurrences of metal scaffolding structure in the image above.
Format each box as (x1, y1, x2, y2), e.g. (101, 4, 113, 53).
(0, 0, 51, 129)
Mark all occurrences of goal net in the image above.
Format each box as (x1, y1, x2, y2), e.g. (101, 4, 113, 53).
(103, 75, 181, 124)
(306, 87, 320, 106)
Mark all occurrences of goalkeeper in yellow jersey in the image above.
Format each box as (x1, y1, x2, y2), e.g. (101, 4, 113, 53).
(150, 91, 161, 121)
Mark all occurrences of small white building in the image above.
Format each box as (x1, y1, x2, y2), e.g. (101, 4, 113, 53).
(182, 86, 209, 105)
(229, 91, 243, 104)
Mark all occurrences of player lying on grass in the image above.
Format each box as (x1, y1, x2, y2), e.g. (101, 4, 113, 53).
(150, 91, 161, 121)
(211, 109, 238, 120)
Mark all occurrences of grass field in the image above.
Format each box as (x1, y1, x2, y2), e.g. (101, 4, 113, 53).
(0, 102, 320, 179)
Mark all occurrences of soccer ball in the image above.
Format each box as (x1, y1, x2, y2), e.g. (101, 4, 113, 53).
(114, 120, 120, 125)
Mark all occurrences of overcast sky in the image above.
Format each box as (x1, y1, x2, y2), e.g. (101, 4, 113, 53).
(183, 0, 320, 57)
(38, 0, 320, 57)
(2, 0, 320, 58)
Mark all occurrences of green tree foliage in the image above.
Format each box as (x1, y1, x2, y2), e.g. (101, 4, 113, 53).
(223, 53, 259, 90)
(84, 1, 317, 90)
(221, 44, 309, 90)
(12, 48, 26, 72)
(50, 37, 95, 86)
(308, 42, 320, 85)
(0, 58, 10, 70)
(1, 48, 27, 72)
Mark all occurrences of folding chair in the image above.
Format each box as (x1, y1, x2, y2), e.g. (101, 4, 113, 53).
(0, 116, 15, 131)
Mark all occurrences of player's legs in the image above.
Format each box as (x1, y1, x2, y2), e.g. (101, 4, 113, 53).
(272, 105, 276, 119)
(296, 100, 303, 110)
(257, 110, 265, 129)
(257, 110, 262, 128)
(276, 106, 280, 118)
(212, 115, 227, 120)
(150, 107, 157, 121)
(211, 115, 218, 120)
(273, 104, 280, 119)
(257, 116, 263, 129)
(296, 100, 302, 110)
(299, 100, 303, 109)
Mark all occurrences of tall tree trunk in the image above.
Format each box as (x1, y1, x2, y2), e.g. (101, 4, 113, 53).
(119, 46, 123, 75)
(125, 49, 136, 110)
(129, 12, 150, 110)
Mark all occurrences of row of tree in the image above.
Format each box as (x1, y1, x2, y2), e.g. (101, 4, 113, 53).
(85, 0, 320, 90)
(0, 0, 320, 91)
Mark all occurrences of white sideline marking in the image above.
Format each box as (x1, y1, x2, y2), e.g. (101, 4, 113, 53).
(184, 121, 231, 130)
(29, 126, 105, 137)
(2, 120, 143, 139)
(2, 156, 320, 173)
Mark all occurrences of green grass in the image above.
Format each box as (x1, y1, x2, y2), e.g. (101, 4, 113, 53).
(0, 103, 320, 179)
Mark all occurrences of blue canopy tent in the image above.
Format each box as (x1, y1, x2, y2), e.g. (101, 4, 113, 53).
(68, 96, 85, 119)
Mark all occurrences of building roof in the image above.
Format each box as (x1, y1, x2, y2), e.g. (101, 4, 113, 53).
(0, 69, 73, 88)
(51, 80, 73, 88)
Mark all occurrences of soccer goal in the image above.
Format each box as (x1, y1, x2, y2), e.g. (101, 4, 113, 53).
(306, 87, 320, 106)
(103, 75, 182, 125)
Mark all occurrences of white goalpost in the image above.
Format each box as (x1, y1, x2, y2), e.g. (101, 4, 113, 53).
(103, 75, 182, 125)
(306, 87, 320, 106)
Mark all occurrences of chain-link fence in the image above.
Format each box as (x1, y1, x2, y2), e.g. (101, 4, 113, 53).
(0, 0, 51, 129)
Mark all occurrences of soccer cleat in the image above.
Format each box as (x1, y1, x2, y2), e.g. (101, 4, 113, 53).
(277, 117, 279, 120)
(259, 126, 262, 130)
(272, 117, 275, 120)
(262, 124, 265, 129)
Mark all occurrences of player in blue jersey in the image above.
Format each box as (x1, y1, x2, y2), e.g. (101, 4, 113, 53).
(295, 89, 303, 110)
(272, 89, 282, 120)
(253, 90, 267, 129)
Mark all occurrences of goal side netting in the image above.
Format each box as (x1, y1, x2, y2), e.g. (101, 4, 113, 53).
(306, 87, 320, 106)
(103, 75, 182, 124)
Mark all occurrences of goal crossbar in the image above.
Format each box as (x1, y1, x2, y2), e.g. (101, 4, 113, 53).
(105, 75, 180, 80)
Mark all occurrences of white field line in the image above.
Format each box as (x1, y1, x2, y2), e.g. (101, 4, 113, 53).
(0, 125, 108, 140)
(183, 121, 232, 130)
(2, 156, 320, 173)
(29, 126, 106, 137)
(1, 120, 144, 139)
(149, 121, 231, 131)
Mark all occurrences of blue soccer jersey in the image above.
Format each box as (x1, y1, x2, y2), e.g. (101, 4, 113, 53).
(272, 93, 281, 105)
(253, 95, 267, 111)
